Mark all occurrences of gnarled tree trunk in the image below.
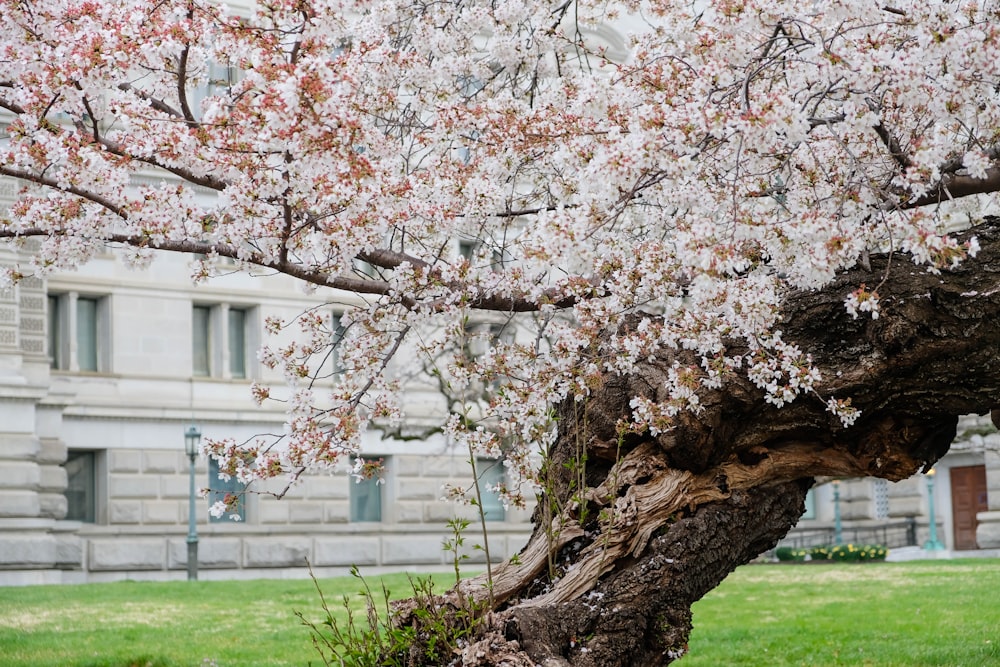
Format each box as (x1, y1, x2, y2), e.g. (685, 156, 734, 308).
(400, 219, 1000, 667)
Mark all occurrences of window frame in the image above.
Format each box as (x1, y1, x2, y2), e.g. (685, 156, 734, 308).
(800, 488, 817, 521)
(62, 449, 105, 523)
(192, 304, 212, 377)
(349, 457, 385, 523)
(47, 294, 61, 370)
(186, 58, 238, 121)
(75, 296, 100, 372)
(48, 292, 110, 373)
(192, 303, 255, 380)
(476, 458, 507, 522)
(208, 456, 247, 523)
(330, 311, 346, 376)
(227, 306, 248, 379)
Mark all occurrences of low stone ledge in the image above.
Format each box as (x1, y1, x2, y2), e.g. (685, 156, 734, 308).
(244, 538, 311, 568)
(0, 533, 57, 568)
(382, 535, 445, 566)
(89, 538, 165, 571)
(314, 537, 379, 567)
(167, 537, 242, 569)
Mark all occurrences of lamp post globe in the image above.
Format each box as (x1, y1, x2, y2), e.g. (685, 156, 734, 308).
(185, 425, 202, 458)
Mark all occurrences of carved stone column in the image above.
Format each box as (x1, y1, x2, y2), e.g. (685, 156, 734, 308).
(0, 252, 65, 581)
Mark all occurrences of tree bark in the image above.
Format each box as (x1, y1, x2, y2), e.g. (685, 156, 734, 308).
(397, 219, 1000, 666)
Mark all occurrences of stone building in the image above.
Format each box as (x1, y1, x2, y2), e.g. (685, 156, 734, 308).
(6, 240, 996, 588)
(785, 414, 1000, 553)
(0, 0, 641, 587)
(0, 246, 532, 585)
(4, 4, 999, 589)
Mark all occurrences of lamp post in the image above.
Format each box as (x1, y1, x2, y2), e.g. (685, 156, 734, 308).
(184, 424, 202, 580)
(832, 480, 843, 546)
(924, 468, 945, 551)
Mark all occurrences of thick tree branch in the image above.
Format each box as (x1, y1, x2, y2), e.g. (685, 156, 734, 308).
(871, 121, 912, 171)
(0, 225, 593, 313)
(0, 95, 25, 115)
(176, 42, 200, 128)
(905, 166, 1000, 208)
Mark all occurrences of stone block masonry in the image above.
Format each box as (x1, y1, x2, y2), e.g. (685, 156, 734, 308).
(168, 538, 242, 569)
(244, 538, 312, 568)
(89, 539, 165, 571)
(382, 535, 446, 566)
(314, 537, 379, 567)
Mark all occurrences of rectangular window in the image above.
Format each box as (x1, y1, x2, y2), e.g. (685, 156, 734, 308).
(208, 457, 246, 522)
(64, 451, 97, 522)
(331, 312, 346, 375)
(193, 304, 253, 380)
(192, 305, 211, 376)
(76, 297, 99, 372)
(354, 259, 377, 278)
(491, 248, 509, 272)
(874, 478, 890, 520)
(455, 131, 479, 164)
(458, 240, 478, 261)
(48, 293, 107, 373)
(464, 321, 509, 360)
(477, 458, 506, 521)
(228, 308, 247, 379)
(800, 488, 816, 520)
(188, 59, 237, 121)
(349, 460, 384, 522)
(47, 295, 61, 369)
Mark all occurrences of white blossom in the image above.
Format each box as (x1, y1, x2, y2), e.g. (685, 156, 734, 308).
(0, 0, 996, 498)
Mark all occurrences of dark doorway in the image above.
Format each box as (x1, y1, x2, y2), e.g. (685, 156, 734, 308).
(950, 465, 988, 550)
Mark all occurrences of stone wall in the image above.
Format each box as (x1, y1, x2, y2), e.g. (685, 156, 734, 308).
(787, 418, 1000, 551)
(976, 437, 1000, 548)
(0, 249, 533, 584)
(1, 443, 532, 584)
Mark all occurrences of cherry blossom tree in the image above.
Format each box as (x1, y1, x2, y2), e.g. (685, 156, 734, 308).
(4, 0, 1000, 664)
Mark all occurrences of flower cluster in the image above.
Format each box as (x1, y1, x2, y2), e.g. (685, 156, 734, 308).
(844, 285, 881, 321)
(777, 544, 888, 562)
(814, 544, 889, 562)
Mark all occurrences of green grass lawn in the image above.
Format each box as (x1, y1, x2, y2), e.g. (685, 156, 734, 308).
(0, 571, 434, 667)
(682, 559, 1000, 666)
(1, 560, 998, 667)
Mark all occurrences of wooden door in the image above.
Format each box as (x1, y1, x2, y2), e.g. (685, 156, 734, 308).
(950, 465, 988, 550)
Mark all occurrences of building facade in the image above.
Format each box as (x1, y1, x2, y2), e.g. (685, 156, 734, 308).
(785, 414, 1000, 553)
(4, 6, 999, 587)
(3, 244, 1000, 585)
(0, 247, 532, 586)
(0, 1, 651, 587)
